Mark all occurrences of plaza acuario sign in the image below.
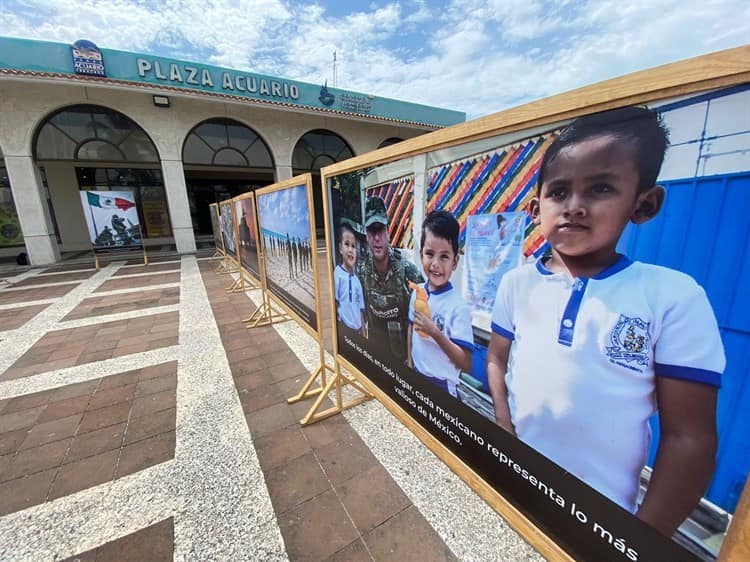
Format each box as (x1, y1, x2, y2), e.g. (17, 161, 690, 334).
(136, 57, 302, 101)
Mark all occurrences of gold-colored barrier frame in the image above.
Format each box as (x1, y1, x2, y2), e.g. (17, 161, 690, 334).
(253, 174, 371, 425)
(319, 46, 750, 562)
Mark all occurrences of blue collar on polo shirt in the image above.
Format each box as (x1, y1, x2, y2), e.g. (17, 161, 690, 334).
(535, 255, 634, 346)
(535, 254, 633, 278)
(426, 281, 452, 297)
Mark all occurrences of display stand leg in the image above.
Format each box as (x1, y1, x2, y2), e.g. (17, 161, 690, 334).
(215, 256, 238, 275)
(142, 246, 148, 266)
(243, 292, 290, 328)
(226, 271, 244, 292)
(227, 270, 258, 293)
(243, 274, 260, 290)
(288, 343, 372, 426)
(93, 251, 100, 270)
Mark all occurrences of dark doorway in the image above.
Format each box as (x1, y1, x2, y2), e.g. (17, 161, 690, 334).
(185, 175, 272, 236)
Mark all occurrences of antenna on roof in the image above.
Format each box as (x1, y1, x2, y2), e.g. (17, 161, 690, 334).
(332, 51, 337, 88)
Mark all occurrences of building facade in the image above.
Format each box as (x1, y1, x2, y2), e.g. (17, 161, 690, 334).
(0, 37, 465, 265)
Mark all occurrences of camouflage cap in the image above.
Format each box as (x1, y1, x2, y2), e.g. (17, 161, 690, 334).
(339, 217, 362, 236)
(365, 196, 388, 229)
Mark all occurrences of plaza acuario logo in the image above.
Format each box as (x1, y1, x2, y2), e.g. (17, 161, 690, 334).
(135, 57, 302, 101)
(71, 39, 106, 77)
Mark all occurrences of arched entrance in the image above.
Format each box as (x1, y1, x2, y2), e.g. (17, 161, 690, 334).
(33, 104, 167, 253)
(182, 118, 275, 238)
(292, 129, 354, 231)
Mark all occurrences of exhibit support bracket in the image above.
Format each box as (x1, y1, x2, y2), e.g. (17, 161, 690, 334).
(215, 254, 238, 275)
(242, 290, 291, 328)
(288, 344, 372, 426)
(226, 267, 260, 293)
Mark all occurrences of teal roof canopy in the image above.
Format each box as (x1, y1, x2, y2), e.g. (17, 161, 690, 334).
(0, 37, 466, 128)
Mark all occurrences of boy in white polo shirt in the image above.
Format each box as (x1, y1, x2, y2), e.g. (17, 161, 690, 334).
(334, 221, 367, 338)
(407, 210, 474, 399)
(487, 106, 725, 537)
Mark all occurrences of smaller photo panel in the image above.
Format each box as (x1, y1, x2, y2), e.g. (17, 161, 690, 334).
(209, 203, 223, 252)
(80, 190, 142, 249)
(235, 194, 260, 280)
(257, 180, 317, 332)
(219, 200, 237, 261)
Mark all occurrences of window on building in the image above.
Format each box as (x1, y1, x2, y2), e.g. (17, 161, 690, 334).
(0, 166, 23, 248)
(34, 105, 159, 162)
(292, 129, 354, 172)
(183, 118, 274, 169)
(0, 166, 61, 247)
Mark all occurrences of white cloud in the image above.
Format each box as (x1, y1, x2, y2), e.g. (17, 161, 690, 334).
(1, 0, 748, 119)
(404, 0, 431, 24)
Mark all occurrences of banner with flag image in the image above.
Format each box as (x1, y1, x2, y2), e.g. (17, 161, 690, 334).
(80, 190, 143, 250)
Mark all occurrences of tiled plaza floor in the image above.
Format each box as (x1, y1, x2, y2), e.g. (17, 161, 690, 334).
(0, 252, 540, 562)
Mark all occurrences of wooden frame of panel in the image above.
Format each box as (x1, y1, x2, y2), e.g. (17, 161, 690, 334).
(320, 45, 750, 562)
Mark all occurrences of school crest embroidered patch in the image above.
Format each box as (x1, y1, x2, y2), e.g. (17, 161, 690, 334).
(434, 313, 445, 332)
(606, 315, 650, 369)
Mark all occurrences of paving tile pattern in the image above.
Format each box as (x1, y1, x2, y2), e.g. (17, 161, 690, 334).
(113, 263, 180, 276)
(0, 304, 50, 331)
(1, 312, 179, 381)
(95, 272, 180, 293)
(63, 288, 180, 320)
(0, 283, 79, 305)
(11, 270, 97, 287)
(200, 261, 457, 562)
(0, 363, 177, 515)
(125, 256, 180, 265)
(39, 264, 96, 274)
(61, 518, 174, 562)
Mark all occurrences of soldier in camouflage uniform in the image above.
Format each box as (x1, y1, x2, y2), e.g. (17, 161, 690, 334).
(358, 196, 424, 361)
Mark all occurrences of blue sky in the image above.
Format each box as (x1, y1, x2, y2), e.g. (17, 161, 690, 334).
(1, 0, 748, 117)
(257, 184, 311, 239)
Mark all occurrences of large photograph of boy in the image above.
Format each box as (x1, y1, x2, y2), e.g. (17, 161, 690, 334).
(328, 86, 748, 560)
(235, 196, 260, 279)
(219, 201, 237, 260)
(486, 106, 724, 539)
(256, 183, 317, 331)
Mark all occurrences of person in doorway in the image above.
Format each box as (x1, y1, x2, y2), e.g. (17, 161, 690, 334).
(486, 106, 725, 536)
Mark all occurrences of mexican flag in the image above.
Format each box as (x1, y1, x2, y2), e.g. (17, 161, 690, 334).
(86, 191, 135, 211)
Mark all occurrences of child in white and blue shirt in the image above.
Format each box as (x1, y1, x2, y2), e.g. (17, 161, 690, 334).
(334, 221, 366, 338)
(408, 211, 474, 399)
(486, 106, 725, 537)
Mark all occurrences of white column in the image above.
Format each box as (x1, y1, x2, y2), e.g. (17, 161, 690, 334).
(275, 164, 292, 181)
(4, 155, 60, 265)
(161, 159, 197, 254)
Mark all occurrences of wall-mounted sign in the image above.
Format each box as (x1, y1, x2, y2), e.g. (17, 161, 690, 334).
(71, 40, 105, 77)
(319, 82, 335, 106)
(340, 93, 373, 114)
(136, 58, 301, 101)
